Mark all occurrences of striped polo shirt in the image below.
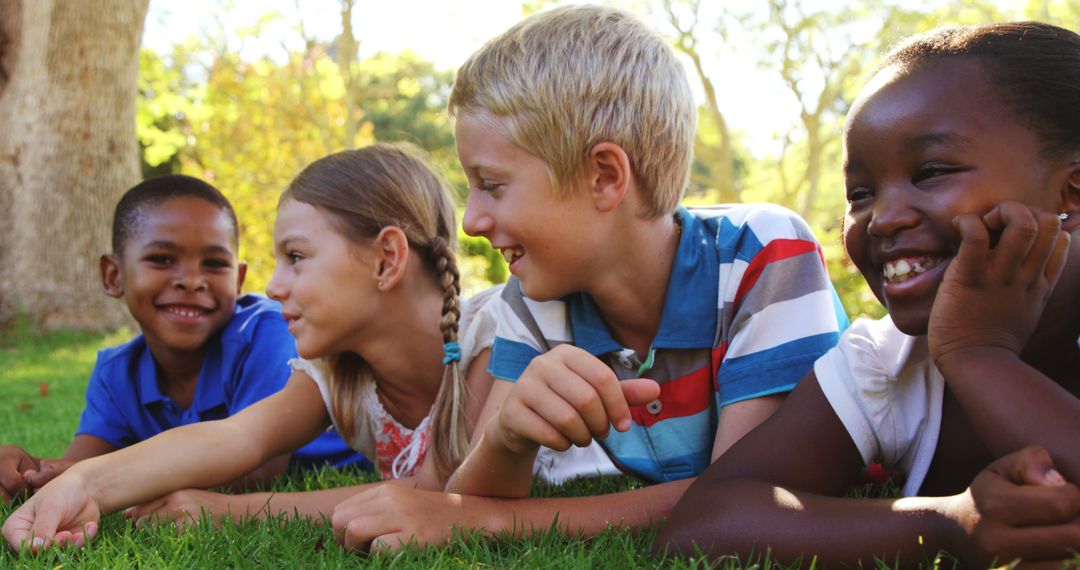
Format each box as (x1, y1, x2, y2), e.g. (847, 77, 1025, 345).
(487, 204, 849, 483)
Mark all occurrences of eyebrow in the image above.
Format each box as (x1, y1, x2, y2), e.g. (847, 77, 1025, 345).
(904, 131, 974, 153)
(276, 235, 310, 250)
(845, 131, 975, 176)
(141, 241, 234, 258)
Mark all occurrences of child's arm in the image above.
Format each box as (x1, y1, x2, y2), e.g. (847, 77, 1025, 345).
(445, 344, 659, 498)
(930, 203, 1080, 478)
(1, 371, 330, 550)
(656, 374, 1080, 566)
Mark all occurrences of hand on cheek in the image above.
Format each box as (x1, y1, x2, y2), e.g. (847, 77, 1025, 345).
(929, 201, 1069, 367)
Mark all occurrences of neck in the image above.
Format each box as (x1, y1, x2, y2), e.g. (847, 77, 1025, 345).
(350, 276, 446, 424)
(585, 211, 681, 356)
(145, 339, 206, 387)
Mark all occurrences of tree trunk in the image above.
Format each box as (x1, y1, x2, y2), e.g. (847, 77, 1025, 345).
(0, 0, 148, 330)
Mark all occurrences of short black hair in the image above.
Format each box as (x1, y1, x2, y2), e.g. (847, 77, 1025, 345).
(112, 174, 239, 254)
(878, 21, 1080, 159)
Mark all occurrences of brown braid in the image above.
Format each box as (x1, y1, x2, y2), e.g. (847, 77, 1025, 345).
(427, 234, 468, 480)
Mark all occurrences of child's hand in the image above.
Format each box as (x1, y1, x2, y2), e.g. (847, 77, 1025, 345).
(487, 345, 661, 455)
(0, 445, 39, 502)
(331, 484, 481, 552)
(2, 473, 101, 552)
(930, 201, 1070, 368)
(952, 446, 1080, 567)
(122, 488, 234, 530)
(23, 459, 76, 492)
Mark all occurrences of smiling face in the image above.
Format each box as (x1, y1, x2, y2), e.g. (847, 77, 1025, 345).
(266, 198, 378, 359)
(105, 196, 244, 357)
(456, 110, 600, 301)
(843, 59, 1065, 335)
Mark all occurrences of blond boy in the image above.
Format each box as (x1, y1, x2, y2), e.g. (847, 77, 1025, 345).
(330, 5, 847, 549)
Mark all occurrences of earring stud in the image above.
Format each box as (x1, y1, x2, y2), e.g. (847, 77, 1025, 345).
(1060, 212, 1070, 221)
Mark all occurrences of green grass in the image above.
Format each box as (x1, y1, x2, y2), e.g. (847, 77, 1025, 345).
(0, 326, 1062, 569)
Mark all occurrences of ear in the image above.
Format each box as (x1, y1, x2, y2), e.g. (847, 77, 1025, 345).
(585, 142, 632, 213)
(235, 262, 248, 294)
(1060, 162, 1080, 232)
(371, 226, 410, 290)
(100, 254, 124, 298)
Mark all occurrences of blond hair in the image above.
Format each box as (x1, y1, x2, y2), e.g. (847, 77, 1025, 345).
(283, 143, 466, 480)
(449, 4, 696, 218)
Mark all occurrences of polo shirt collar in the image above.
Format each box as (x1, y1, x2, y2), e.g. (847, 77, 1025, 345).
(568, 207, 719, 356)
(136, 340, 227, 414)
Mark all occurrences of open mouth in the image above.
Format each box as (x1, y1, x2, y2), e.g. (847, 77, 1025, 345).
(882, 256, 944, 283)
(500, 246, 524, 265)
(161, 305, 211, 319)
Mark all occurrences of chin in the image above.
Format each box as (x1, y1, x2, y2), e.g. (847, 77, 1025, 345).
(887, 309, 931, 337)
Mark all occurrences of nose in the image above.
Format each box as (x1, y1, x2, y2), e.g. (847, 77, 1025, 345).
(173, 265, 207, 292)
(462, 190, 493, 237)
(867, 184, 920, 239)
(266, 264, 287, 302)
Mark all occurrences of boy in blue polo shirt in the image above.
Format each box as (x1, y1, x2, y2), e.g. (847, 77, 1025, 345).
(0, 175, 365, 502)
(329, 5, 847, 551)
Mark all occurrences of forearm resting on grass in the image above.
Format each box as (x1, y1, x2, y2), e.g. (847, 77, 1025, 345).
(332, 477, 693, 551)
(657, 478, 967, 565)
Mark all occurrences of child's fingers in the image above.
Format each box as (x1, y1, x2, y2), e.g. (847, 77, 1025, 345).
(340, 513, 399, 551)
(0, 466, 28, 501)
(620, 379, 661, 408)
(524, 390, 598, 446)
(982, 202, 1039, 278)
(1044, 231, 1071, 289)
(1014, 210, 1064, 288)
(25, 468, 59, 490)
(370, 533, 412, 554)
(560, 347, 634, 433)
(952, 213, 991, 281)
(506, 402, 575, 451)
(995, 446, 1064, 487)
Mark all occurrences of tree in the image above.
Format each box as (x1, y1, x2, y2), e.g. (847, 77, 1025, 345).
(0, 0, 149, 329)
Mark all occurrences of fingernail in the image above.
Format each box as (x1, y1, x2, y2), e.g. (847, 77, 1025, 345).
(32, 537, 44, 549)
(1046, 468, 1066, 486)
(616, 418, 631, 432)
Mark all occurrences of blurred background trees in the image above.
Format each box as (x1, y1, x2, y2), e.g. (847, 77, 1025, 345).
(2, 0, 1078, 329)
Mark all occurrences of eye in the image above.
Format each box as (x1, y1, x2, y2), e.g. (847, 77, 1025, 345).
(204, 258, 232, 270)
(286, 252, 304, 264)
(913, 163, 962, 184)
(144, 255, 174, 266)
(846, 186, 873, 204)
(477, 180, 503, 193)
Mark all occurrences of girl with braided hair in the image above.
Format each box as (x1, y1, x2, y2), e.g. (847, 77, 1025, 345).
(3, 143, 613, 551)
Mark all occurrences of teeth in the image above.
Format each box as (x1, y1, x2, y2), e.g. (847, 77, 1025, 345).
(883, 257, 942, 283)
(167, 307, 205, 318)
(501, 248, 523, 263)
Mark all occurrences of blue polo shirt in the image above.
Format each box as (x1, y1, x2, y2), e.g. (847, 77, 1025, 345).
(77, 294, 370, 471)
(488, 205, 848, 482)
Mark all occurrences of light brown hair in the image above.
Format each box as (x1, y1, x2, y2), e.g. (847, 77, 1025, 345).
(283, 143, 466, 480)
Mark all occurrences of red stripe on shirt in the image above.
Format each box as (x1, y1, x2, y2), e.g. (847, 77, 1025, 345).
(630, 346, 727, 429)
(733, 239, 821, 308)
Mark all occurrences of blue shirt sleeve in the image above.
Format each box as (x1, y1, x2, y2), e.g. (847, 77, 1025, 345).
(76, 356, 136, 448)
(226, 310, 297, 414)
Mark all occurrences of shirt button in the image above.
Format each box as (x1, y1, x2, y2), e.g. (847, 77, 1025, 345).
(646, 399, 662, 415)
